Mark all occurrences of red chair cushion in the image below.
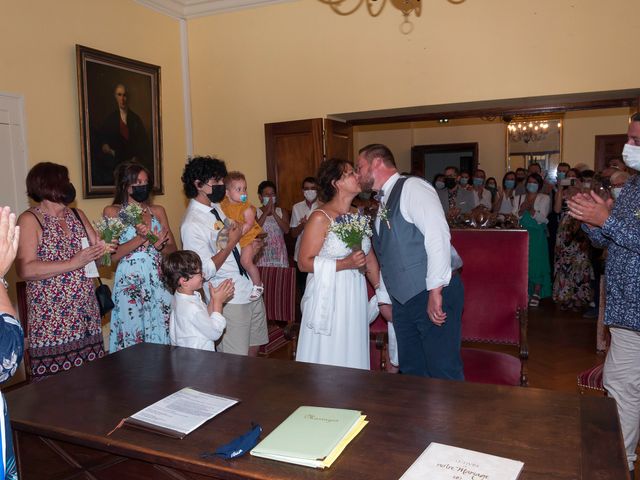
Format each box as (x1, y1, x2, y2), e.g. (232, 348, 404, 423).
(451, 230, 528, 345)
(577, 363, 605, 392)
(461, 348, 522, 386)
(259, 267, 296, 324)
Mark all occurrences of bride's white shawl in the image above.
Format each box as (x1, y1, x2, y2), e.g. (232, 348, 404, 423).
(302, 256, 336, 336)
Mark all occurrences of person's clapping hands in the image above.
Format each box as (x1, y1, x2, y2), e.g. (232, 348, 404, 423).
(567, 190, 613, 228)
(0, 206, 20, 277)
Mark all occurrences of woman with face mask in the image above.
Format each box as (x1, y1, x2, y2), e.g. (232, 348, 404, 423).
(513, 173, 552, 307)
(552, 168, 593, 311)
(256, 180, 290, 267)
(493, 171, 517, 214)
(104, 162, 176, 352)
(16, 163, 115, 379)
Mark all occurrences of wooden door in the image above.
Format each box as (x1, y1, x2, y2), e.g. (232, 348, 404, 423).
(265, 119, 323, 213)
(325, 119, 353, 162)
(594, 134, 627, 172)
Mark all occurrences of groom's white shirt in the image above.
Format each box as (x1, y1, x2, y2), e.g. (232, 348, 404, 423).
(376, 173, 459, 292)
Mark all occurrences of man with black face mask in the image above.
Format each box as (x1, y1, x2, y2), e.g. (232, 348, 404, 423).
(180, 156, 268, 356)
(436, 166, 475, 220)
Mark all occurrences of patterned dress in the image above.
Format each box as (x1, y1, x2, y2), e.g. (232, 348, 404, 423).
(109, 212, 171, 352)
(0, 312, 23, 480)
(552, 210, 593, 309)
(256, 208, 289, 267)
(27, 208, 105, 379)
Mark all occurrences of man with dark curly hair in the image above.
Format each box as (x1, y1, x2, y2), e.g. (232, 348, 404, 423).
(180, 156, 268, 356)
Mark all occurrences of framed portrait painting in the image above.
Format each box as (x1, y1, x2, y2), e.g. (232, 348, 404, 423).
(76, 45, 163, 198)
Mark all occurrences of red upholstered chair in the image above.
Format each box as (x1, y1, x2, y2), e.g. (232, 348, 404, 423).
(16, 281, 31, 383)
(451, 229, 529, 386)
(577, 363, 606, 394)
(257, 266, 297, 358)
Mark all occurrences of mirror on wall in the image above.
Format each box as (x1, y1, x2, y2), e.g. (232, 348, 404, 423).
(506, 117, 563, 178)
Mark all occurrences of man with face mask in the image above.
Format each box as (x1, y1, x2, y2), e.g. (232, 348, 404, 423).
(437, 166, 475, 219)
(290, 177, 319, 291)
(567, 113, 640, 478)
(180, 156, 268, 356)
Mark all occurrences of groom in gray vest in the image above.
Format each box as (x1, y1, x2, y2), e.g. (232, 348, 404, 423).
(357, 144, 464, 379)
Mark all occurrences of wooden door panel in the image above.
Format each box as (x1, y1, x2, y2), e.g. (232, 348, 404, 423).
(325, 119, 352, 162)
(265, 119, 323, 212)
(594, 134, 627, 172)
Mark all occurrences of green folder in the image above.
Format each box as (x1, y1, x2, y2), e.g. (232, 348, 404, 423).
(250, 406, 367, 469)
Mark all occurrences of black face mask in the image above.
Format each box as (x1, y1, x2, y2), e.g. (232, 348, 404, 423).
(130, 185, 150, 203)
(207, 184, 226, 203)
(444, 178, 457, 189)
(62, 183, 76, 205)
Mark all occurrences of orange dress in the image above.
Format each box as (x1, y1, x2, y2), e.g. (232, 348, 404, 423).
(220, 197, 264, 248)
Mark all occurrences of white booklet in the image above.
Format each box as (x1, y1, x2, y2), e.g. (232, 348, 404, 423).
(400, 442, 524, 480)
(109, 387, 239, 439)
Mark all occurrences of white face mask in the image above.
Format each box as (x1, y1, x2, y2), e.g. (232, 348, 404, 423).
(622, 143, 640, 170)
(303, 190, 317, 202)
(612, 187, 623, 200)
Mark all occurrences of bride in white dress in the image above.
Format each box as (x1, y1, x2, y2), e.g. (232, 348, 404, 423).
(296, 159, 382, 370)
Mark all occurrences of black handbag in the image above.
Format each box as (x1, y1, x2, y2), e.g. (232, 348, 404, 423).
(70, 208, 115, 317)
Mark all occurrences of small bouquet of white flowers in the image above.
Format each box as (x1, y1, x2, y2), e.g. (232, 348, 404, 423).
(330, 213, 372, 273)
(93, 217, 125, 266)
(119, 203, 158, 244)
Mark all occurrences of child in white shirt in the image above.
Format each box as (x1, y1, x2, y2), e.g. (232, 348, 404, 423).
(162, 250, 234, 351)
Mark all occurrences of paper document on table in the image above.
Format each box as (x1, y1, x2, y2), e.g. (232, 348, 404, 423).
(118, 387, 238, 439)
(400, 442, 524, 480)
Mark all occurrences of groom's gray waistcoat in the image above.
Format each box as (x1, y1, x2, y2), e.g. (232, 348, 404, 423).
(372, 177, 428, 305)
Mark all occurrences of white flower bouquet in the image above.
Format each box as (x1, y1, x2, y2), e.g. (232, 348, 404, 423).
(330, 212, 373, 263)
(93, 217, 125, 266)
(119, 203, 158, 244)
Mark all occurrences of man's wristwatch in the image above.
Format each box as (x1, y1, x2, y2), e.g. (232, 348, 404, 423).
(0, 277, 8, 290)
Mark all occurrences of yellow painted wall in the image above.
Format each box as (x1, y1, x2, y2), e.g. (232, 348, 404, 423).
(186, 0, 638, 191)
(1, 0, 186, 236)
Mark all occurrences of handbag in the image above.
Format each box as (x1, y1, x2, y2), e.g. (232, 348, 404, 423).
(70, 208, 115, 317)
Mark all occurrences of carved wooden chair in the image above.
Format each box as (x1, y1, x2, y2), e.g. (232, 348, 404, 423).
(257, 266, 297, 359)
(451, 229, 529, 386)
(367, 281, 388, 371)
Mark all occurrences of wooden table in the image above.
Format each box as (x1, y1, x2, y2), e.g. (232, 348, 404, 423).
(7, 343, 627, 479)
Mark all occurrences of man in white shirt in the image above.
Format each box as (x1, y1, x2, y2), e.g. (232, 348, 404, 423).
(357, 144, 464, 380)
(290, 176, 319, 292)
(180, 156, 268, 356)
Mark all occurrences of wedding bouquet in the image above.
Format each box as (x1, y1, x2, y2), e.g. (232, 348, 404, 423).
(93, 217, 125, 266)
(330, 212, 373, 251)
(119, 203, 158, 244)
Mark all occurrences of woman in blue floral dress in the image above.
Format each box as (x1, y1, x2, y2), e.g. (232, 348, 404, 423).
(0, 205, 25, 480)
(104, 162, 176, 352)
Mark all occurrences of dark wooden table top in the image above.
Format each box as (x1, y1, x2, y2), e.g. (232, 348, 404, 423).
(7, 343, 627, 479)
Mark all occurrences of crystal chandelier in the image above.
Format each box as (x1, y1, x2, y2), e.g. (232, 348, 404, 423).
(508, 120, 550, 144)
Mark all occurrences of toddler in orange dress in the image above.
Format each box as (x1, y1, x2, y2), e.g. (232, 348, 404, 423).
(221, 171, 264, 300)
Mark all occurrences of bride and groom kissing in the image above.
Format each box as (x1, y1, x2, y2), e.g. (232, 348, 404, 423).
(295, 144, 465, 380)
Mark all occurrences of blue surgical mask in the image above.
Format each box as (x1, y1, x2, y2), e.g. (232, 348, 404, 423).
(622, 143, 640, 170)
(504, 180, 516, 189)
(526, 183, 539, 193)
(459, 178, 469, 186)
(473, 177, 484, 187)
(557, 172, 566, 181)
(262, 196, 276, 206)
(435, 181, 446, 190)
(240, 194, 248, 203)
(612, 187, 623, 200)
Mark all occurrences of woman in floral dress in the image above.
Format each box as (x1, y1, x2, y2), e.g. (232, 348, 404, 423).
(104, 162, 176, 352)
(256, 180, 290, 267)
(16, 163, 109, 378)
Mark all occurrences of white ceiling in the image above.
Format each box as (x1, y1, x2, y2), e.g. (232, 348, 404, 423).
(135, 0, 297, 19)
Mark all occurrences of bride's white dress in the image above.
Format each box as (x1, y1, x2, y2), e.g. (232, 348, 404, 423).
(296, 224, 371, 370)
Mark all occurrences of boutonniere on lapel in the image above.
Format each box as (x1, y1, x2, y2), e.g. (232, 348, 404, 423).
(214, 220, 225, 231)
(378, 204, 391, 229)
